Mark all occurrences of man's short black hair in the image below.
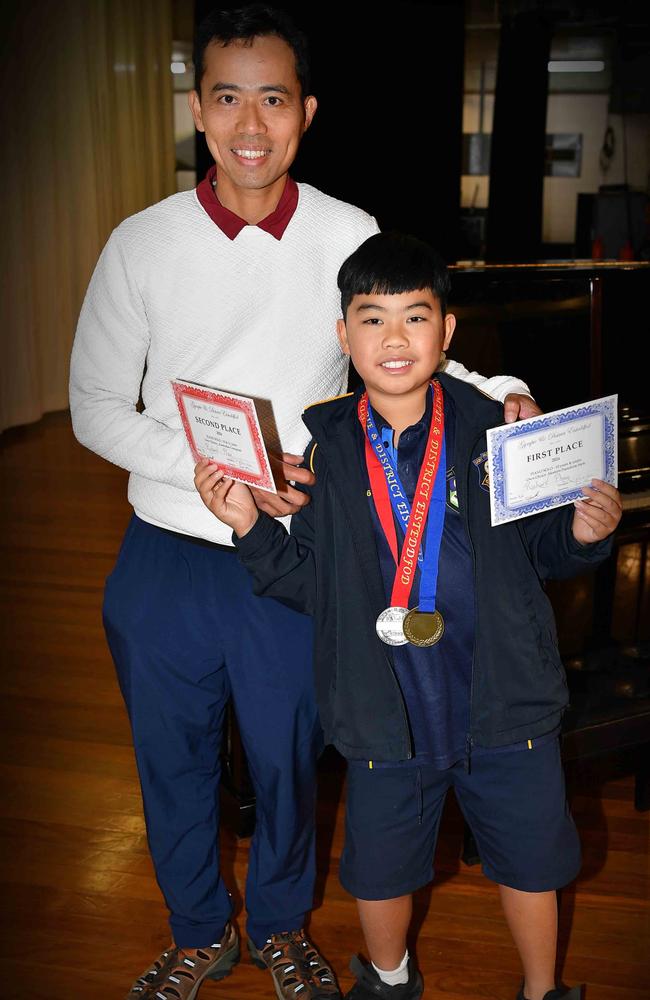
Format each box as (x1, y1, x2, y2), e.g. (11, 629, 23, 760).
(337, 232, 451, 318)
(194, 4, 311, 98)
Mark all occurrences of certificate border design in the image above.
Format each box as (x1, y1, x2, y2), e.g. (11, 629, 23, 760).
(172, 381, 276, 494)
(487, 394, 617, 526)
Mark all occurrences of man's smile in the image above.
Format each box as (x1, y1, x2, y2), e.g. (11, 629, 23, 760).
(232, 147, 271, 159)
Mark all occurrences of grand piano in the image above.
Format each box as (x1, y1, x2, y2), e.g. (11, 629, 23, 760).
(445, 260, 650, 866)
(449, 260, 650, 827)
(448, 260, 650, 655)
(222, 261, 650, 837)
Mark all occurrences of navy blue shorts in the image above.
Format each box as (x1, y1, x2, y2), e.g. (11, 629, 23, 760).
(340, 737, 581, 899)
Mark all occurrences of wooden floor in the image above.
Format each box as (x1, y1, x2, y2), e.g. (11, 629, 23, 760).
(0, 411, 648, 1000)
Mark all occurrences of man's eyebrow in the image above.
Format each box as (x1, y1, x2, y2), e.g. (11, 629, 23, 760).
(210, 82, 291, 94)
(356, 303, 386, 312)
(406, 301, 433, 310)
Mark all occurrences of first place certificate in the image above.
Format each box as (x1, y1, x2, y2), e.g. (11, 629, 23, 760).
(486, 394, 617, 526)
(172, 380, 277, 494)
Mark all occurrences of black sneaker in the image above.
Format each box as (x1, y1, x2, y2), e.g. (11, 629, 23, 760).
(516, 986, 583, 1000)
(344, 955, 423, 999)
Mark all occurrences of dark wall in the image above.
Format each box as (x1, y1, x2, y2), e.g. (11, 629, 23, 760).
(195, 1, 465, 262)
(485, 11, 551, 262)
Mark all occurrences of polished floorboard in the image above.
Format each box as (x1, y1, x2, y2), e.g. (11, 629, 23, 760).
(0, 412, 648, 1000)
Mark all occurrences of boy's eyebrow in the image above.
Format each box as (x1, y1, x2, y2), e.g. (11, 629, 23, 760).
(355, 300, 434, 312)
(210, 82, 291, 95)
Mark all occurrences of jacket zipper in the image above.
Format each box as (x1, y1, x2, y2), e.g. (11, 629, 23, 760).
(320, 418, 413, 762)
(464, 430, 483, 773)
(373, 435, 412, 759)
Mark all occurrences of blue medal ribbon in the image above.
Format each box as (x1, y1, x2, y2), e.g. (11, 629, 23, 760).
(417, 431, 446, 612)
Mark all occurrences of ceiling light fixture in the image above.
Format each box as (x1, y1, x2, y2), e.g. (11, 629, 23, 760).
(548, 60, 605, 73)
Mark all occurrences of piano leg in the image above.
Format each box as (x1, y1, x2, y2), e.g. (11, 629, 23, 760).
(635, 744, 650, 812)
(591, 548, 617, 649)
(584, 518, 649, 665)
(633, 537, 648, 643)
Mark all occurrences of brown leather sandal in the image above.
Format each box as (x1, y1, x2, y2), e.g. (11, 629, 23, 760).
(124, 946, 178, 999)
(248, 929, 341, 999)
(149, 923, 240, 1000)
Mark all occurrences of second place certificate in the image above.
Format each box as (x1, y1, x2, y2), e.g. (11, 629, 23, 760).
(172, 380, 277, 494)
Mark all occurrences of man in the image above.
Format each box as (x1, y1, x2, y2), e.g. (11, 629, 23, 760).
(69, 6, 539, 1000)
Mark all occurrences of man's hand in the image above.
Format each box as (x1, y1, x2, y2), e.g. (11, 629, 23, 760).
(194, 459, 259, 537)
(250, 452, 315, 517)
(572, 479, 622, 546)
(504, 393, 543, 423)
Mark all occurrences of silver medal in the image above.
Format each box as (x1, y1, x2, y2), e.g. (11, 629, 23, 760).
(375, 606, 409, 646)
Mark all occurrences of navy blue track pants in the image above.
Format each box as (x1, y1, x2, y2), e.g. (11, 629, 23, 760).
(103, 515, 321, 949)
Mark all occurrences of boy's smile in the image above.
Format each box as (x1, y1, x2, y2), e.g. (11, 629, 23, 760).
(337, 289, 455, 430)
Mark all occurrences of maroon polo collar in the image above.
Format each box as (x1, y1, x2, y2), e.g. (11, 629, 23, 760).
(196, 165, 298, 240)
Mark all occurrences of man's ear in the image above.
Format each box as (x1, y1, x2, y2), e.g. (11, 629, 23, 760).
(336, 318, 350, 355)
(188, 90, 205, 133)
(303, 95, 317, 132)
(443, 313, 456, 351)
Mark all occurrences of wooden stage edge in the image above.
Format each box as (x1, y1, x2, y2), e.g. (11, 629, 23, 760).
(0, 411, 648, 1000)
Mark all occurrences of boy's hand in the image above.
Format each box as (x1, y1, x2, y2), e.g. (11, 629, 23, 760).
(250, 452, 315, 518)
(504, 393, 543, 423)
(572, 479, 622, 545)
(194, 459, 259, 537)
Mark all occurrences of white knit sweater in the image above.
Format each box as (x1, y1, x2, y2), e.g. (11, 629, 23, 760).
(70, 183, 530, 545)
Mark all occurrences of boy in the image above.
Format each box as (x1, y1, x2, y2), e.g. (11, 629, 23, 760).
(194, 233, 621, 1000)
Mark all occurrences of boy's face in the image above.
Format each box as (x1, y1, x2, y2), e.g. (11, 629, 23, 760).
(189, 35, 317, 201)
(337, 289, 456, 401)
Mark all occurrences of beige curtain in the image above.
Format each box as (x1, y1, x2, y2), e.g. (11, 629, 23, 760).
(1, 0, 176, 431)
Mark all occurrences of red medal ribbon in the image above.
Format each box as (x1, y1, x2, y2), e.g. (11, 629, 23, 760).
(359, 393, 399, 563)
(358, 381, 445, 608)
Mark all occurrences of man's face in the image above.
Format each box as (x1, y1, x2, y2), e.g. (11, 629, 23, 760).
(337, 290, 456, 401)
(189, 35, 317, 199)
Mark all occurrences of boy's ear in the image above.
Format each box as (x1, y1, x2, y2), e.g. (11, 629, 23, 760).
(443, 313, 456, 351)
(336, 318, 350, 356)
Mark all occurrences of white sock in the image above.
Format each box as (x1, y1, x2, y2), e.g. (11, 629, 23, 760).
(372, 950, 409, 986)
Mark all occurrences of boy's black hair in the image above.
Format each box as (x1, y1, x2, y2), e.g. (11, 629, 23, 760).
(337, 232, 451, 318)
(194, 4, 311, 98)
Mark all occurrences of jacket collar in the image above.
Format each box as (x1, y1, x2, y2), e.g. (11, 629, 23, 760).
(303, 373, 501, 442)
(302, 374, 503, 618)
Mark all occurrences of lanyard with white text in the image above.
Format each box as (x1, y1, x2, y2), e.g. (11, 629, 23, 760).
(362, 399, 425, 570)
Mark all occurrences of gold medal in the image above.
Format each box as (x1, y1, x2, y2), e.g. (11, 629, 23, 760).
(402, 608, 445, 647)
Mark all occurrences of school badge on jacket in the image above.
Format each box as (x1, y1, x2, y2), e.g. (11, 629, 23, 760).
(472, 450, 490, 492)
(446, 466, 459, 511)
